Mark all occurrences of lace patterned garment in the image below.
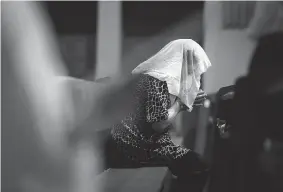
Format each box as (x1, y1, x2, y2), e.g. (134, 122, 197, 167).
(111, 74, 190, 164)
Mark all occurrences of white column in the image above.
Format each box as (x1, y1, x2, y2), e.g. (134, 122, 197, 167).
(95, 1, 122, 79)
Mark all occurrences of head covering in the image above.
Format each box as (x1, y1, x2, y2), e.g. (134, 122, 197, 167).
(132, 39, 211, 111)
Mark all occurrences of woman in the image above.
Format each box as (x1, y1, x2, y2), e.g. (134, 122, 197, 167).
(108, 39, 212, 190)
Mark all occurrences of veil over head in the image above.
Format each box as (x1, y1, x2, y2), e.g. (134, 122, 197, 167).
(132, 39, 211, 111)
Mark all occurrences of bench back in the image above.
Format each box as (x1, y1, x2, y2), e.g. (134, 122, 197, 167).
(94, 167, 171, 192)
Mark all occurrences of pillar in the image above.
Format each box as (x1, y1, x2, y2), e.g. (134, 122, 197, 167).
(95, 1, 122, 79)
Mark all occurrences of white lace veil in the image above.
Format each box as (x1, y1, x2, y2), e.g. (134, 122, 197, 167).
(132, 39, 211, 111)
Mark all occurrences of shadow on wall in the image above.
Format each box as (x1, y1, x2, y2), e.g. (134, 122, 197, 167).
(59, 35, 96, 78)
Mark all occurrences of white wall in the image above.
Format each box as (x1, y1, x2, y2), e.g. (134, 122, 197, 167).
(203, 1, 257, 94)
(95, 1, 122, 79)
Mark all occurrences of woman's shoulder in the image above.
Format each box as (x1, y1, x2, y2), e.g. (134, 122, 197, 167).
(137, 74, 167, 85)
(134, 74, 169, 96)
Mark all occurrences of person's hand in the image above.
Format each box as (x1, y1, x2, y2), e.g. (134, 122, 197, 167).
(174, 97, 188, 112)
(193, 89, 207, 107)
(216, 118, 231, 139)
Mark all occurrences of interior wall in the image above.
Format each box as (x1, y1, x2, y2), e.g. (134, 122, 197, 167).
(59, 35, 95, 78)
(46, 2, 98, 79)
(194, 1, 258, 156)
(203, 1, 257, 94)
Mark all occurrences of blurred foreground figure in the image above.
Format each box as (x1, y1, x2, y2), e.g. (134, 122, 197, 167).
(230, 33, 283, 192)
(2, 2, 139, 192)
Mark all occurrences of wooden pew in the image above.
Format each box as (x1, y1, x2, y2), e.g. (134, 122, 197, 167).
(94, 167, 172, 192)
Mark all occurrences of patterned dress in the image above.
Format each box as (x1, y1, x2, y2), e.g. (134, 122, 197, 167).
(110, 74, 190, 166)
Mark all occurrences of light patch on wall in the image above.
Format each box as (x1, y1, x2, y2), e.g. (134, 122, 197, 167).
(222, 1, 255, 29)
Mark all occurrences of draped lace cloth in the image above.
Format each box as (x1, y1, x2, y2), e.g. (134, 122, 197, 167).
(132, 39, 211, 111)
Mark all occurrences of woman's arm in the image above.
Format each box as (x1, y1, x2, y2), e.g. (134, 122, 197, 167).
(152, 99, 182, 133)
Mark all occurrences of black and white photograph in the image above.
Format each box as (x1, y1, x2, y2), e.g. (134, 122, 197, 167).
(2, 1, 283, 192)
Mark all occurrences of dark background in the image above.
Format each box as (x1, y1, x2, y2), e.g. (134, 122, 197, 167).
(46, 1, 203, 36)
(45, 1, 203, 78)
